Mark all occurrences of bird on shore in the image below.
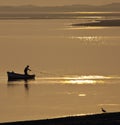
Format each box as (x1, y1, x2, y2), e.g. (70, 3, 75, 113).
(101, 108, 107, 113)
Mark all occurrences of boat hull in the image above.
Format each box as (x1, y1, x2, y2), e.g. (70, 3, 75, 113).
(7, 72, 35, 81)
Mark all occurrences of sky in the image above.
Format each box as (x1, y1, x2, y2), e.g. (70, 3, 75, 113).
(0, 0, 119, 6)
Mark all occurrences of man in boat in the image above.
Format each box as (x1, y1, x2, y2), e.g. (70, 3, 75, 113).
(24, 65, 31, 75)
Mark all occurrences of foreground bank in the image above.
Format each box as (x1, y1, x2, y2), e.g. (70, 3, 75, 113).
(0, 112, 120, 125)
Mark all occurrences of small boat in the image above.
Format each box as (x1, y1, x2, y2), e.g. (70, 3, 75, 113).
(7, 71, 35, 81)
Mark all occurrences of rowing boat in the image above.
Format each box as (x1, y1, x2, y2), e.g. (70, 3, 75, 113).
(7, 71, 35, 81)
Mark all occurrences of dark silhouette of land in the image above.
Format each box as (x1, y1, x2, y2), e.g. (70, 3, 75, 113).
(73, 20, 120, 27)
(0, 112, 120, 125)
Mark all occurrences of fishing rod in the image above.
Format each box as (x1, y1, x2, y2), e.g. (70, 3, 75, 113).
(32, 68, 64, 77)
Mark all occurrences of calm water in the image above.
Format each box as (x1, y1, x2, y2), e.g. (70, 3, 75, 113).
(0, 12, 120, 122)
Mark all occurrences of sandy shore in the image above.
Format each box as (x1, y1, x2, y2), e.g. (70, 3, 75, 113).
(0, 112, 120, 125)
(73, 20, 120, 27)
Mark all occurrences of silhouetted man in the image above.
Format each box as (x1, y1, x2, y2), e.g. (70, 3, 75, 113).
(24, 65, 31, 75)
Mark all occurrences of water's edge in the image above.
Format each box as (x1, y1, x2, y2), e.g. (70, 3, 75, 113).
(0, 112, 120, 125)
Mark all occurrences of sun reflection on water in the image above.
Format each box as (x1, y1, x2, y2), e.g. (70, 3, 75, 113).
(71, 36, 102, 41)
(67, 26, 106, 30)
(68, 36, 120, 46)
(69, 36, 105, 46)
(64, 79, 97, 84)
(78, 94, 86, 97)
(62, 75, 112, 85)
(34, 75, 120, 85)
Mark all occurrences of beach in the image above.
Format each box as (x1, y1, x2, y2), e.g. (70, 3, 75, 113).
(0, 112, 120, 125)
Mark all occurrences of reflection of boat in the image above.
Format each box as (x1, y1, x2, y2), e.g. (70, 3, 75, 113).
(7, 72, 35, 81)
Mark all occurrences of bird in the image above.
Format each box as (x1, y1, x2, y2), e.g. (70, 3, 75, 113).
(101, 108, 107, 113)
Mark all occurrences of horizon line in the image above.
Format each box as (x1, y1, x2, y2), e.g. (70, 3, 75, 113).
(0, 2, 119, 7)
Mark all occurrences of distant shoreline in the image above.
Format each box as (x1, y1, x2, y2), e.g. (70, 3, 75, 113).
(0, 112, 120, 125)
(0, 3, 119, 12)
(0, 12, 119, 20)
(73, 19, 120, 27)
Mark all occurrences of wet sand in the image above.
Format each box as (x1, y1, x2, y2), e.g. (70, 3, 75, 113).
(73, 20, 120, 27)
(0, 112, 120, 125)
